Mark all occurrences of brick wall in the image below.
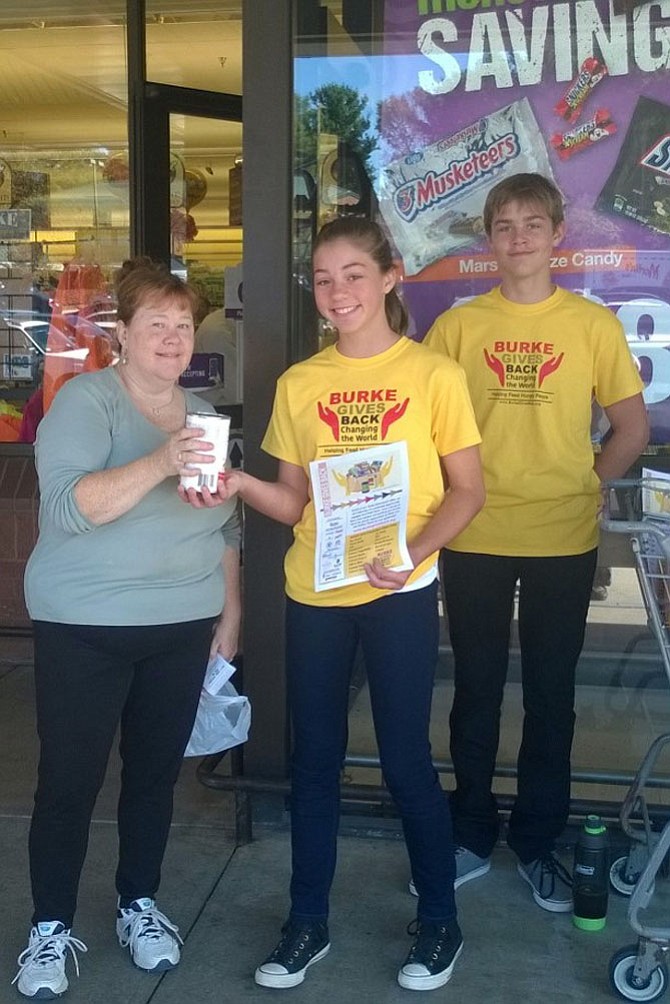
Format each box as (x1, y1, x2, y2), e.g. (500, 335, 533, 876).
(0, 453, 38, 631)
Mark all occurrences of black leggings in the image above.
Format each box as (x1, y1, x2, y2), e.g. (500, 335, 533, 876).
(29, 618, 214, 927)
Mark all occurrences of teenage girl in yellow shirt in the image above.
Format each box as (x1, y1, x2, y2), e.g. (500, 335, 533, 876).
(191, 217, 484, 992)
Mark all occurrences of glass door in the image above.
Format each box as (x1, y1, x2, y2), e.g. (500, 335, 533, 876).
(169, 112, 243, 410)
(138, 87, 243, 419)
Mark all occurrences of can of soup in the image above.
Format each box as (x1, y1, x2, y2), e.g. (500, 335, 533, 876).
(179, 412, 230, 493)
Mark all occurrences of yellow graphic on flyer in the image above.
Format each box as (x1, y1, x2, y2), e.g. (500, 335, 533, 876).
(332, 457, 394, 495)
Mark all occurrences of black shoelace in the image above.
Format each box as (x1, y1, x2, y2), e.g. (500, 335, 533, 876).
(405, 919, 453, 969)
(269, 922, 324, 967)
(539, 853, 573, 893)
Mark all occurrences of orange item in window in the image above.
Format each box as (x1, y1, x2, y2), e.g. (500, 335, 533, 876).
(43, 262, 114, 411)
(0, 413, 21, 442)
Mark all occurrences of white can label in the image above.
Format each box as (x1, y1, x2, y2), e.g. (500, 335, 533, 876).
(179, 412, 230, 493)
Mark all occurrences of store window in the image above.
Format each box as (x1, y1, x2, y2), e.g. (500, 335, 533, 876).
(293, 0, 670, 804)
(0, 2, 243, 445)
(0, 3, 129, 443)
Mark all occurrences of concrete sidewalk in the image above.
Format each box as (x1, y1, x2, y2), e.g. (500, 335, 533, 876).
(1, 820, 649, 1004)
(0, 646, 660, 1004)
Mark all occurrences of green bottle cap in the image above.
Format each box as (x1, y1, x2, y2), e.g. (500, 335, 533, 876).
(573, 915, 606, 932)
(585, 814, 606, 835)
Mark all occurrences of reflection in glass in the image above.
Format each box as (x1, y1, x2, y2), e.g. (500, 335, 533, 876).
(0, 8, 129, 442)
(292, 0, 670, 811)
(169, 115, 243, 407)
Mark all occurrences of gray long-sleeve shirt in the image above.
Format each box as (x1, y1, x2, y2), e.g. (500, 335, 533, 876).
(25, 366, 240, 626)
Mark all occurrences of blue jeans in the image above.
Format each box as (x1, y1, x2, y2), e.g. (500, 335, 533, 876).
(286, 582, 456, 924)
(442, 549, 597, 863)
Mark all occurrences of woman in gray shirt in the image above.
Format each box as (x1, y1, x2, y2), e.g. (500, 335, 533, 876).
(14, 259, 240, 1000)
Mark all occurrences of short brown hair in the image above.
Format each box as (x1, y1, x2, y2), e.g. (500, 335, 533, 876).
(483, 173, 565, 235)
(114, 257, 200, 324)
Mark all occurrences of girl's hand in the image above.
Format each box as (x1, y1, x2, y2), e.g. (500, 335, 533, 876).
(179, 469, 243, 508)
(364, 556, 413, 591)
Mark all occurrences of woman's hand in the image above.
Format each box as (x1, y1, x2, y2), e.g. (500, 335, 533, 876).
(73, 425, 216, 526)
(210, 606, 241, 661)
(211, 545, 242, 659)
(364, 556, 413, 591)
(155, 425, 215, 480)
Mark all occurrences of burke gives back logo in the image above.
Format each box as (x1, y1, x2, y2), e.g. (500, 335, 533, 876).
(317, 389, 409, 444)
(484, 340, 564, 391)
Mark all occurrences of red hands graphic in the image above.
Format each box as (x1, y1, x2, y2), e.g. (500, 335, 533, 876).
(317, 401, 340, 441)
(381, 397, 409, 440)
(484, 348, 505, 387)
(538, 352, 564, 387)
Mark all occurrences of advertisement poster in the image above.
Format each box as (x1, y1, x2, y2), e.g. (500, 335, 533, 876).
(379, 0, 670, 442)
(309, 442, 412, 591)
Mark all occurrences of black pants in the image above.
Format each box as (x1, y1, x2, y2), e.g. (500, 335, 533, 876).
(441, 548, 597, 863)
(29, 618, 214, 928)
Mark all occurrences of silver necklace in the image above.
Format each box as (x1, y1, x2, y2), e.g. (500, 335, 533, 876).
(118, 367, 175, 415)
(149, 389, 175, 415)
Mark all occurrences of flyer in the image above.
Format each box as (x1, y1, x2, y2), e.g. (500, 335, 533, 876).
(309, 442, 412, 592)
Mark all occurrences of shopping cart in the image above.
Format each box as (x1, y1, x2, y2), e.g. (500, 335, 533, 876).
(602, 479, 670, 1002)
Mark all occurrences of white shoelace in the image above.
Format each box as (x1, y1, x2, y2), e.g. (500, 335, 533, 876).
(12, 929, 88, 986)
(118, 905, 183, 955)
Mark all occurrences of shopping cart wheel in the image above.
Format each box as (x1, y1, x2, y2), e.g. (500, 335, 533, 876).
(609, 945, 668, 1002)
(610, 855, 642, 897)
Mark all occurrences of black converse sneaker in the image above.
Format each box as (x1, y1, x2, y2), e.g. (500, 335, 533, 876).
(398, 918, 463, 991)
(254, 919, 330, 989)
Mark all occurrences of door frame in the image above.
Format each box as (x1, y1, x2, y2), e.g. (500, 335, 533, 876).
(131, 82, 242, 261)
(125, 0, 296, 784)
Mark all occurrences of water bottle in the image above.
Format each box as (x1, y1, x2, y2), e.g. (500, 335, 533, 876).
(572, 814, 609, 931)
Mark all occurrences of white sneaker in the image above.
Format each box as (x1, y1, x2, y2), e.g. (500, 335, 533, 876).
(116, 898, 183, 972)
(12, 922, 87, 999)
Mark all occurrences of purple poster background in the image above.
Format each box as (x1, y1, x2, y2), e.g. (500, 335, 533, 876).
(379, 0, 670, 441)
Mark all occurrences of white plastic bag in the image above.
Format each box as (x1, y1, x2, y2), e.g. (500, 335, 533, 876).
(184, 680, 251, 757)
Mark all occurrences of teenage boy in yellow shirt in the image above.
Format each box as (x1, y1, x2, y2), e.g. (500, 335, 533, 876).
(425, 173, 648, 912)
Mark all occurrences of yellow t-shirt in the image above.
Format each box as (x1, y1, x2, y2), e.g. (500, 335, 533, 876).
(425, 286, 644, 557)
(262, 336, 482, 606)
